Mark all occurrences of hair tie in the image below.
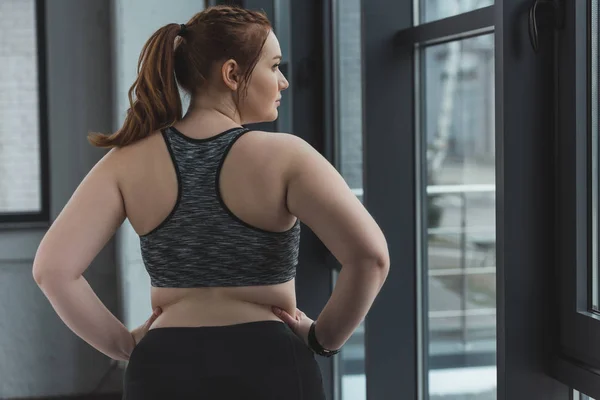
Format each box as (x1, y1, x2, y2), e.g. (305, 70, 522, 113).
(178, 24, 187, 37)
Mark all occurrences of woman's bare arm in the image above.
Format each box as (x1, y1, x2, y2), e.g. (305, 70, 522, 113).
(283, 134, 390, 350)
(32, 149, 135, 361)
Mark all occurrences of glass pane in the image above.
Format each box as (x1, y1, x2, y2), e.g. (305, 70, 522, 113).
(421, 34, 496, 399)
(420, 0, 494, 25)
(591, 0, 599, 311)
(334, 0, 365, 398)
(336, 0, 364, 199)
(429, 272, 496, 313)
(574, 389, 596, 400)
(0, 0, 41, 214)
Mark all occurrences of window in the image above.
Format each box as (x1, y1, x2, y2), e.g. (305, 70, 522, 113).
(334, 0, 364, 200)
(421, 34, 496, 399)
(0, 0, 49, 224)
(342, 0, 600, 396)
(574, 390, 596, 400)
(420, 0, 495, 25)
(555, 0, 600, 397)
(330, 0, 366, 398)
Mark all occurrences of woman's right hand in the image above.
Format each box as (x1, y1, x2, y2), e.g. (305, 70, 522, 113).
(130, 307, 162, 347)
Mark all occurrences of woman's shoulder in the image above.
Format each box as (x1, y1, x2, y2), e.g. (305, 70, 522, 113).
(242, 130, 313, 154)
(236, 130, 316, 168)
(108, 128, 164, 157)
(94, 129, 164, 181)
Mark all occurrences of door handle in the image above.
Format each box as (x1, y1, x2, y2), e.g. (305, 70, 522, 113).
(528, 0, 564, 53)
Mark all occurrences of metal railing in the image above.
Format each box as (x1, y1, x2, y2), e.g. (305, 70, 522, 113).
(426, 184, 496, 348)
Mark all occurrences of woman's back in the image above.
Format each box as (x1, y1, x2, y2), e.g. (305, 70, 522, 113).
(114, 119, 301, 328)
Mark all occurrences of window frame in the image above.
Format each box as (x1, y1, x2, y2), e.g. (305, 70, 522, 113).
(368, 0, 571, 397)
(553, 0, 600, 396)
(0, 0, 50, 226)
(395, 6, 496, 399)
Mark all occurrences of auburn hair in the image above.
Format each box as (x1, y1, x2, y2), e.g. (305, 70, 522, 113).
(88, 5, 272, 148)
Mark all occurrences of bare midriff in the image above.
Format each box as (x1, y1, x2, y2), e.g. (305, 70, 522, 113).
(148, 278, 296, 330)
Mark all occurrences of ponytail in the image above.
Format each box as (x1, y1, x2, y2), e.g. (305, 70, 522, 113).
(88, 23, 183, 148)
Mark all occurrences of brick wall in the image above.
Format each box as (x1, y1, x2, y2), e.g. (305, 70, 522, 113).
(0, 0, 41, 213)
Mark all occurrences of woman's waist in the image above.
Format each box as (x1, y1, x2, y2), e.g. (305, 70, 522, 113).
(148, 287, 295, 330)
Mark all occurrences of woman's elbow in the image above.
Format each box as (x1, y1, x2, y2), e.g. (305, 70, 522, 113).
(32, 255, 63, 287)
(32, 260, 50, 286)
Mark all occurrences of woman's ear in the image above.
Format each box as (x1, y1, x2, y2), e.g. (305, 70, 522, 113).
(221, 59, 240, 91)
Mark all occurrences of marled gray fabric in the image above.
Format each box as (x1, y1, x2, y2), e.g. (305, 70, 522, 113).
(139, 126, 300, 288)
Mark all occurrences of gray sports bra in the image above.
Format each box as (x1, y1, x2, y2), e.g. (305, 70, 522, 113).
(139, 126, 300, 288)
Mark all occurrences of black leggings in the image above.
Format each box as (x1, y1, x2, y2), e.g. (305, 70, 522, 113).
(123, 320, 326, 399)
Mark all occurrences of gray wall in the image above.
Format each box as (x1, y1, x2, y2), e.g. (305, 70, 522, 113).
(0, 0, 120, 397)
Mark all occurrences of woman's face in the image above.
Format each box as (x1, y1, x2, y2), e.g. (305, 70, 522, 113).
(237, 30, 289, 124)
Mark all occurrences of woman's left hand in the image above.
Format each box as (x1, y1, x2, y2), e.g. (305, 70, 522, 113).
(272, 306, 314, 346)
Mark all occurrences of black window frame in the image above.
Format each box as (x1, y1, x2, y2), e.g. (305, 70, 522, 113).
(0, 0, 50, 226)
(366, 0, 572, 398)
(391, 6, 496, 399)
(552, 0, 600, 397)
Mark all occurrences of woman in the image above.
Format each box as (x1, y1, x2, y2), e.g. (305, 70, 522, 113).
(32, 5, 389, 399)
